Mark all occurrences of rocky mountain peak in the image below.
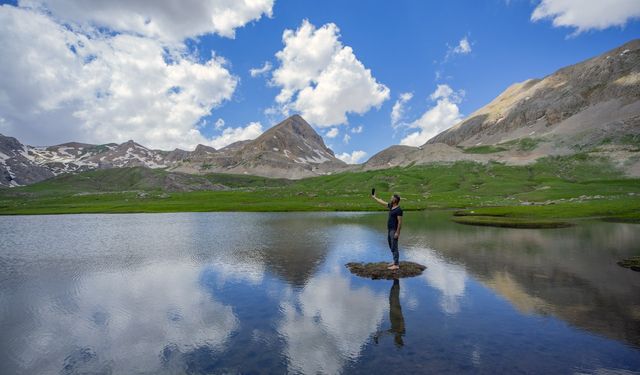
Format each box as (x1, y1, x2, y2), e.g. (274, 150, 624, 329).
(1, 115, 348, 186)
(194, 144, 216, 154)
(251, 115, 335, 157)
(427, 38, 640, 147)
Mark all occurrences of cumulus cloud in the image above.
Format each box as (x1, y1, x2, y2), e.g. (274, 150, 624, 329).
(350, 125, 363, 134)
(391, 92, 414, 127)
(336, 150, 367, 164)
(271, 20, 390, 127)
(400, 84, 464, 147)
(249, 61, 273, 77)
(19, 0, 274, 43)
(531, 0, 640, 34)
(325, 127, 339, 138)
(208, 122, 263, 149)
(343, 134, 351, 144)
(0, 3, 271, 150)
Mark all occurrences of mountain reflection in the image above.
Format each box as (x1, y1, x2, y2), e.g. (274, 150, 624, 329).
(402, 212, 640, 347)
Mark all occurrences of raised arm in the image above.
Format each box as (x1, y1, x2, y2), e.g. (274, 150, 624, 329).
(371, 194, 388, 207)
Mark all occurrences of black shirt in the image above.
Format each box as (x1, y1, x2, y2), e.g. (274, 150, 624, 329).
(387, 203, 403, 231)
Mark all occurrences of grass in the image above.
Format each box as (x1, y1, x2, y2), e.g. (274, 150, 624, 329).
(497, 137, 542, 152)
(617, 256, 640, 272)
(0, 154, 639, 223)
(346, 261, 427, 280)
(451, 215, 572, 229)
(462, 145, 508, 154)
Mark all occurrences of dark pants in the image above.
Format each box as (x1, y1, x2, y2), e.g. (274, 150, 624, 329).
(387, 229, 399, 265)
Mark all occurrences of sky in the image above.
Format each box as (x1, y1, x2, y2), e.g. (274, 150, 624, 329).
(0, 1, 639, 164)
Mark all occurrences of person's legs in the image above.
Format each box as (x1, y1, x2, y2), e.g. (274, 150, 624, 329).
(387, 230, 395, 266)
(388, 230, 399, 266)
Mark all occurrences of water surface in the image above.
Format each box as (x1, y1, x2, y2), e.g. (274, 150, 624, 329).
(1, 211, 639, 374)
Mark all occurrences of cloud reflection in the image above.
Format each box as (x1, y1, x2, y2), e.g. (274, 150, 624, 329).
(14, 263, 238, 374)
(278, 271, 387, 374)
(406, 248, 467, 314)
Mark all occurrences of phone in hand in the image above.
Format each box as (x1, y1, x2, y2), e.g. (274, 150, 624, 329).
(371, 188, 375, 196)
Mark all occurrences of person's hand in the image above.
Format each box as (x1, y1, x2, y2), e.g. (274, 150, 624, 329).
(394, 232, 399, 239)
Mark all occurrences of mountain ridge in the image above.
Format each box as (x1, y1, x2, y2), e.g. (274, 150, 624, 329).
(2, 39, 640, 187)
(361, 38, 640, 174)
(0, 115, 347, 187)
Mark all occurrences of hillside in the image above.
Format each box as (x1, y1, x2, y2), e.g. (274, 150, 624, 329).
(0, 115, 347, 187)
(363, 39, 640, 174)
(1, 154, 638, 223)
(168, 114, 347, 178)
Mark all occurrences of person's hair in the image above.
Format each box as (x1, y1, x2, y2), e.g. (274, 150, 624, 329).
(393, 194, 401, 203)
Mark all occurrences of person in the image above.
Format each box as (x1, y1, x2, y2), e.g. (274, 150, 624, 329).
(371, 192, 403, 270)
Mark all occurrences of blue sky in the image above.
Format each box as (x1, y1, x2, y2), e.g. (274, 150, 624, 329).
(1, 0, 639, 162)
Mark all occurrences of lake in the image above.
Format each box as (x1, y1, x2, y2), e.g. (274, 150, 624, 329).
(1, 211, 639, 374)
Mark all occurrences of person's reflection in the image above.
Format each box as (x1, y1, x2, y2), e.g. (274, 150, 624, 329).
(373, 278, 406, 347)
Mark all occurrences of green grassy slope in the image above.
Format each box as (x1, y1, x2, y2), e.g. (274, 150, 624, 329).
(0, 154, 638, 220)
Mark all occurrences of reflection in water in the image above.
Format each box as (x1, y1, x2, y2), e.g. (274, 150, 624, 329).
(405, 250, 467, 315)
(401, 213, 640, 347)
(374, 279, 406, 348)
(277, 270, 386, 374)
(1, 212, 640, 374)
(5, 263, 238, 374)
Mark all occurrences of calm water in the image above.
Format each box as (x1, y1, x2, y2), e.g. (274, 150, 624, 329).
(1, 211, 639, 374)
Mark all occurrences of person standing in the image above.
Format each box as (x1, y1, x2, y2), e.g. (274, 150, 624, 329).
(372, 193, 403, 270)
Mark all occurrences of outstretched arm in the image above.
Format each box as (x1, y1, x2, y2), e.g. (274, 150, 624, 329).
(371, 194, 388, 207)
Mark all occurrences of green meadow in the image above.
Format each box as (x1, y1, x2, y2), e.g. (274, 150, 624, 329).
(1, 154, 638, 225)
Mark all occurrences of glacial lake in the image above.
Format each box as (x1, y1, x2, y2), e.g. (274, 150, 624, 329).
(1, 211, 639, 374)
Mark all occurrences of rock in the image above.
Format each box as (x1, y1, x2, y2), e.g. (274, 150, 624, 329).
(345, 261, 427, 280)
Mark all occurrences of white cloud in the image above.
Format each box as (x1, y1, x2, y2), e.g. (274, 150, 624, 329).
(343, 134, 351, 144)
(453, 37, 472, 55)
(0, 4, 255, 150)
(350, 125, 363, 134)
(214, 118, 225, 129)
(271, 20, 390, 127)
(336, 150, 367, 164)
(19, 0, 274, 43)
(444, 36, 472, 62)
(400, 84, 464, 147)
(325, 127, 339, 138)
(209, 122, 263, 149)
(531, 0, 640, 33)
(249, 61, 273, 77)
(391, 92, 413, 127)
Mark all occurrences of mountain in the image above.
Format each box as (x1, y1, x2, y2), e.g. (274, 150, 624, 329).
(0, 115, 346, 187)
(0, 134, 54, 186)
(363, 39, 640, 174)
(168, 115, 346, 179)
